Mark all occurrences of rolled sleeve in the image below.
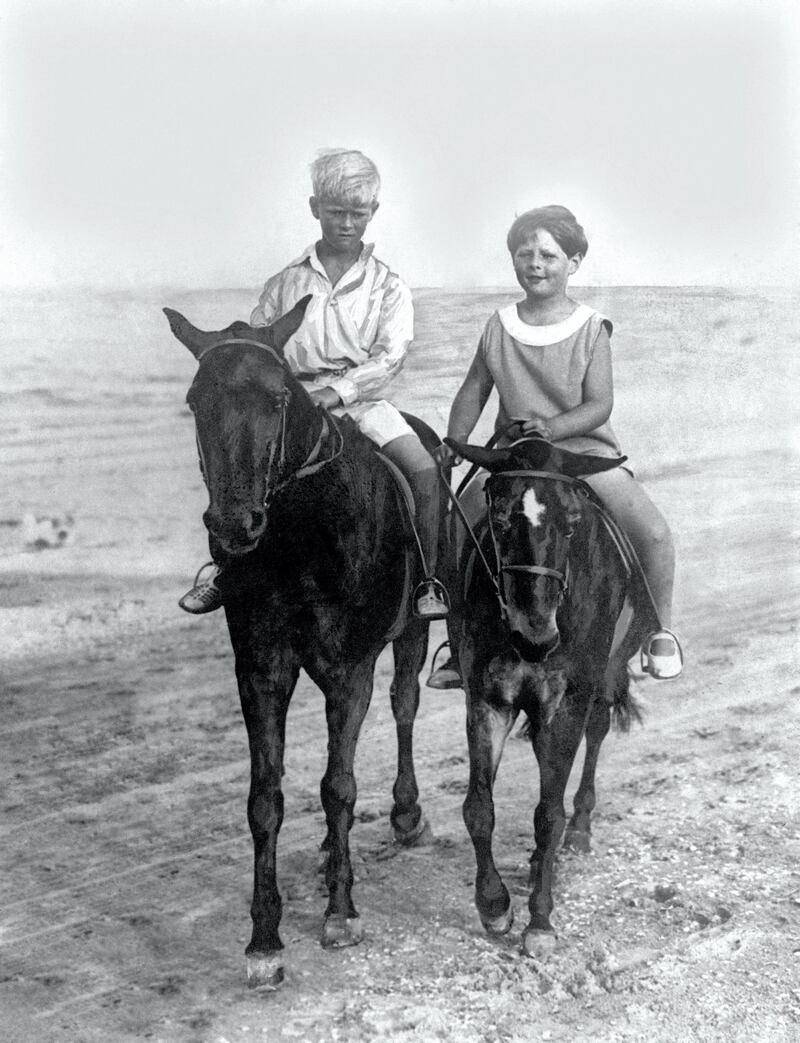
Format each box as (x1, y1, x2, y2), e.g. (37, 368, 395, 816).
(327, 375, 360, 406)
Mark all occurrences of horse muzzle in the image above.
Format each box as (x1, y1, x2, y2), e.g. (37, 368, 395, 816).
(507, 611, 561, 663)
(203, 504, 268, 555)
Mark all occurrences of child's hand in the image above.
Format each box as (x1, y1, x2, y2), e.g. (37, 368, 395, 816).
(310, 387, 341, 409)
(434, 443, 462, 467)
(518, 417, 554, 440)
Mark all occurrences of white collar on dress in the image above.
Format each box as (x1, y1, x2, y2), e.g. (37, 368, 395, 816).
(498, 303, 600, 345)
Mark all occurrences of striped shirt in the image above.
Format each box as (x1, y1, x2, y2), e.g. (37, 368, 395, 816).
(250, 243, 414, 407)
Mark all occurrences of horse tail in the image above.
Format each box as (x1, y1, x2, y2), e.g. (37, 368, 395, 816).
(609, 671, 643, 732)
(514, 674, 643, 741)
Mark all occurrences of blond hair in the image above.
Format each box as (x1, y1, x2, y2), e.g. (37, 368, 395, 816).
(310, 149, 381, 205)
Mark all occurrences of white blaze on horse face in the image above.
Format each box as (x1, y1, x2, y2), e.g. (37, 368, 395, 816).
(521, 487, 546, 531)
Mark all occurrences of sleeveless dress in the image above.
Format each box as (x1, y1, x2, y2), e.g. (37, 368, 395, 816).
(479, 303, 624, 460)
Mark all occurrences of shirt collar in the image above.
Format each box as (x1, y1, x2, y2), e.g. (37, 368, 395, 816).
(288, 242, 376, 278)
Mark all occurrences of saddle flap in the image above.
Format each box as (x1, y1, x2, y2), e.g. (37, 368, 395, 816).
(374, 452, 417, 643)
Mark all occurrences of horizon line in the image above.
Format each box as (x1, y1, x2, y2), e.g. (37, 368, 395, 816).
(1, 281, 798, 295)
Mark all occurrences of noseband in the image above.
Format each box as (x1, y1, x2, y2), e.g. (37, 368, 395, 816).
(192, 337, 343, 510)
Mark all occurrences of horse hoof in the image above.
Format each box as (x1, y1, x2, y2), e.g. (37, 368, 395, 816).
(521, 928, 557, 959)
(392, 814, 434, 848)
(481, 904, 515, 937)
(563, 828, 591, 854)
(322, 915, 364, 949)
(246, 952, 285, 990)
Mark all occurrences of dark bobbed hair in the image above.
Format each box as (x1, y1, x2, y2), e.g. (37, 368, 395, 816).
(507, 205, 589, 258)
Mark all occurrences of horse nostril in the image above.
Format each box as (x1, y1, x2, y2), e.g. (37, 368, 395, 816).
(543, 633, 561, 659)
(248, 510, 266, 534)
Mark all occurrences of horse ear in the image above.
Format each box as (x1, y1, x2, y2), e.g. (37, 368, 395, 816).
(164, 310, 275, 359)
(445, 439, 515, 472)
(558, 451, 628, 478)
(265, 295, 312, 353)
(163, 308, 218, 359)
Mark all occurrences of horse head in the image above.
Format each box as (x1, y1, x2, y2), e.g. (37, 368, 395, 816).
(165, 296, 313, 555)
(446, 436, 626, 662)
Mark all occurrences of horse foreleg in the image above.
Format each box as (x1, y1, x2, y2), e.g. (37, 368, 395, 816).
(237, 651, 298, 989)
(525, 700, 587, 957)
(463, 691, 519, 936)
(389, 622, 432, 846)
(318, 659, 376, 949)
(564, 696, 611, 854)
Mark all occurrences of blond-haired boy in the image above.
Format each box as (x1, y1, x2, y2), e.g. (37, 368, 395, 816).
(180, 149, 448, 620)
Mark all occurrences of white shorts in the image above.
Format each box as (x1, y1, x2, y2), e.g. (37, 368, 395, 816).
(334, 399, 415, 448)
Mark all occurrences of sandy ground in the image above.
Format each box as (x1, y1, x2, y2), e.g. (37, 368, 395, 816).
(1, 286, 799, 1041)
(2, 446, 799, 1043)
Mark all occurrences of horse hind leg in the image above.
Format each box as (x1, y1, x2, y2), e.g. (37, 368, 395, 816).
(389, 622, 434, 847)
(564, 696, 611, 854)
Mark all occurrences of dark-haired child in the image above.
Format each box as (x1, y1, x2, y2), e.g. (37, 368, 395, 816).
(431, 205, 681, 685)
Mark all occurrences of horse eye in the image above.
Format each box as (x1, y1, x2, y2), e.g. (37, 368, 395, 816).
(566, 513, 581, 535)
(491, 501, 513, 527)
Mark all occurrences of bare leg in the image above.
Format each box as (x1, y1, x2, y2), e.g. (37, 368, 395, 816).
(382, 434, 441, 576)
(583, 468, 675, 627)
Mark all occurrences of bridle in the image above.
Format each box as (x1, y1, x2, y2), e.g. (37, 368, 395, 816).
(480, 469, 590, 615)
(191, 337, 344, 510)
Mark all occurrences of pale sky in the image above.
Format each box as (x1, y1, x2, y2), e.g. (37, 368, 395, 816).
(1, 0, 798, 289)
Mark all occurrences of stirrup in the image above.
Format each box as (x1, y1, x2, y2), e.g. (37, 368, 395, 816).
(426, 641, 463, 690)
(641, 629, 683, 680)
(413, 578, 450, 620)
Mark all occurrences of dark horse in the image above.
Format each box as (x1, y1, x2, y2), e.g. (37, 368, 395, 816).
(444, 435, 653, 958)
(166, 298, 438, 988)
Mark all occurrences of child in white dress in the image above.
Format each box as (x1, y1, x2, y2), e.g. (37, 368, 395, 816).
(431, 205, 682, 684)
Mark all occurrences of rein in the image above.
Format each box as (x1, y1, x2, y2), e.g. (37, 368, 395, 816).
(193, 337, 344, 508)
